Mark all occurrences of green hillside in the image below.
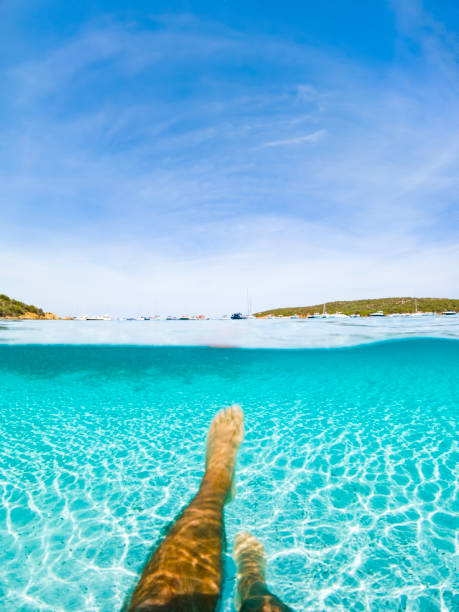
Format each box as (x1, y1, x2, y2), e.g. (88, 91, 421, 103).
(0, 293, 46, 318)
(255, 297, 459, 317)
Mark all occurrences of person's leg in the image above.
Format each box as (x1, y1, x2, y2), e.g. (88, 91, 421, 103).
(128, 405, 244, 612)
(234, 533, 293, 612)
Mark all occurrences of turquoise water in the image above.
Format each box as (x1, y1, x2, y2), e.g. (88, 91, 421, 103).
(0, 339, 457, 611)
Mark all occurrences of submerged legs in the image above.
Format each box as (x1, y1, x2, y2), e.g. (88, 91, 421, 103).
(128, 405, 244, 612)
(128, 405, 292, 611)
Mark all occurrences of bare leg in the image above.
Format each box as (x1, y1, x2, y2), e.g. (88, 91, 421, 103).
(234, 533, 293, 612)
(128, 405, 244, 611)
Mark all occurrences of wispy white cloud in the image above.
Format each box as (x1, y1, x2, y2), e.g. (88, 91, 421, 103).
(262, 129, 326, 147)
(1, 3, 458, 313)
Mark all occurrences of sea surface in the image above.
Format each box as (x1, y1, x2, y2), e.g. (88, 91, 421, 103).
(1, 316, 459, 348)
(0, 321, 458, 611)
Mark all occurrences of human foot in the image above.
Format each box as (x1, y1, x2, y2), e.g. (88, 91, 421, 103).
(233, 532, 267, 609)
(234, 531, 266, 578)
(205, 405, 244, 492)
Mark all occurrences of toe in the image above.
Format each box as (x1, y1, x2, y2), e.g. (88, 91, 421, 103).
(216, 408, 225, 424)
(233, 404, 243, 424)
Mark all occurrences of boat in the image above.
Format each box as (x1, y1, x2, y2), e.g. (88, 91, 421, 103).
(166, 316, 178, 320)
(231, 313, 246, 319)
(321, 303, 329, 318)
(330, 312, 349, 318)
(411, 299, 423, 316)
(290, 314, 300, 319)
(179, 315, 190, 320)
(442, 310, 457, 315)
(369, 310, 385, 317)
(349, 314, 360, 318)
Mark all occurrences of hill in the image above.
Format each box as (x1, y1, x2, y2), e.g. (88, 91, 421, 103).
(255, 297, 459, 317)
(0, 293, 57, 319)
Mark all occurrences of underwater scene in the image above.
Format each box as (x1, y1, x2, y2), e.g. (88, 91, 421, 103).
(0, 339, 458, 611)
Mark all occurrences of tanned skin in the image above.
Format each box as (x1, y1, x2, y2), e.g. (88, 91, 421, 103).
(128, 405, 291, 612)
(128, 405, 244, 612)
(234, 533, 293, 612)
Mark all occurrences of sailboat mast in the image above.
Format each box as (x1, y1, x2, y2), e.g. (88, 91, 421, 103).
(246, 288, 252, 316)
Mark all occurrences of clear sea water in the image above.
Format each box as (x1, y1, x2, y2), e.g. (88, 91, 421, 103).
(0, 322, 458, 611)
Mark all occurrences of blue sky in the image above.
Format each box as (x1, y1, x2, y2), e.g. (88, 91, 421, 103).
(1, 0, 458, 315)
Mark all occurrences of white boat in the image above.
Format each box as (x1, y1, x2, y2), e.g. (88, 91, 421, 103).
(411, 299, 423, 316)
(442, 310, 457, 315)
(409, 299, 434, 316)
(330, 312, 349, 318)
(370, 310, 385, 317)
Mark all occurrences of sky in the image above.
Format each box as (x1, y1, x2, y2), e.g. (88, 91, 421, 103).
(1, 0, 458, 316)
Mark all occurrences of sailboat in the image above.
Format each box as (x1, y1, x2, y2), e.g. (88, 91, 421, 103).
(245, 289, 256, 318)
(411, 299, 434, 316)
(411, 298, 423, 316)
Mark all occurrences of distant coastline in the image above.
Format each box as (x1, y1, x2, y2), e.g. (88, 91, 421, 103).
(2, 294, 458, 321)
(0, 293, 58, 319)
(255, 297, 459, 318)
